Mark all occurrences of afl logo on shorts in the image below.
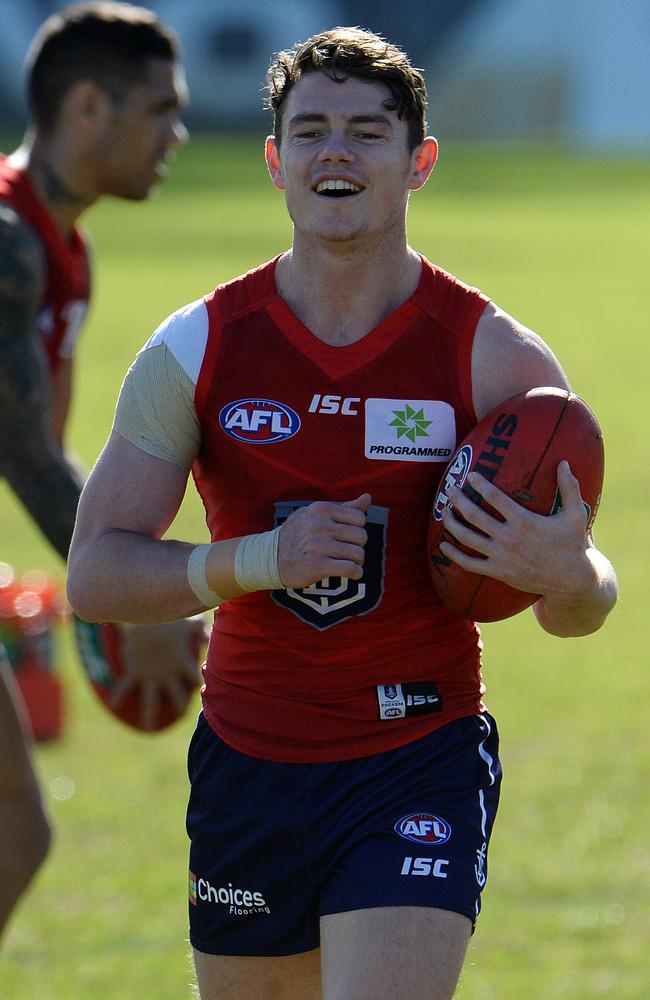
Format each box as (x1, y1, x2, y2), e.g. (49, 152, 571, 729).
(432, 445, 473, 521)
(394, 813, 452, 845)
(219, 398, 301, 444)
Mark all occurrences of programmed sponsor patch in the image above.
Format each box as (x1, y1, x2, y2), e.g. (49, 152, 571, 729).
(365, 398, 455, 463)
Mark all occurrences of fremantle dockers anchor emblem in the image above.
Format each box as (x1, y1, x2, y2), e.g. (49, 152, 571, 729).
(271, 500, 389, 630)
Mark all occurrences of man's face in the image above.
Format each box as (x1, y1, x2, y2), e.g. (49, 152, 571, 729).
(95, 57, 188, 201)
(266, 71, 435, 247)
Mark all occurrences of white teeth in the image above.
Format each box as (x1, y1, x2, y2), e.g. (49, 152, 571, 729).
(316, 179, 361, 193)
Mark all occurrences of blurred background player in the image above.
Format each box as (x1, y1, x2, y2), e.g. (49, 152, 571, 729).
(67, 26, 617, 1000)
(0, 1, 197, 943)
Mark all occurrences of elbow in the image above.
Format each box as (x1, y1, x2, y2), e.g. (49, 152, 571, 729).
(533, 578, 618, 638)
(66, 550, 102, 622)
(575, 568, 619, 636)
(65, 577, 96, 623)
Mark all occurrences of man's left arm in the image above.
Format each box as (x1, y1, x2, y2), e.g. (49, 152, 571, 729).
(441, 461, 617, 636)
(440, 302, 618, 637)
(532, 530, 617, 637)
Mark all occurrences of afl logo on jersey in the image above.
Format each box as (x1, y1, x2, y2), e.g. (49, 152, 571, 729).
(219, 398, 301, 444)
(394, 813, 452, 845)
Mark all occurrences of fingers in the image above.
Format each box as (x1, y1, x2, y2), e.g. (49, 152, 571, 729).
(328, 520, 368, 548)
(440, 510, 491, 557)
(112, 669, 197, 732)
(137, 681, 159, 732)
(438, 463, 593, 593)
(278, 494, 372, 587)
(110, 670, 162, 733)
(556, 461, 587, 521)
(109, 672, 135, 709)
(110, 619, 202, 730)
(316, 556, 366, 581)
(442, 483, 497, 541)
(444, 465, 585, 538)
(341, 493, 372, 514)
(460, 473, 518, 520)
(138, 675, 194, 731)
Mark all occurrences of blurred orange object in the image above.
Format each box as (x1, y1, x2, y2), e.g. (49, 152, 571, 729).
(0, 563, 68, 741)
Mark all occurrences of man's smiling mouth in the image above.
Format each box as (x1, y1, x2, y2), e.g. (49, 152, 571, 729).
(315, 179, 362, 197)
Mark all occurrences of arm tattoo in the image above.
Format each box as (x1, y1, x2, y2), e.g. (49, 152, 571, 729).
(0, 205, 83, 560)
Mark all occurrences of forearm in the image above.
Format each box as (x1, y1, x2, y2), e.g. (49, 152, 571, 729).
(67, 529, 249, 624)
(533, 546, 618, 637)
(67, 490, 371, 624)
(0, 447, 83, 561)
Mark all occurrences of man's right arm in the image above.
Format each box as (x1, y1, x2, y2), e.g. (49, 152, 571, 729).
(0, 206, 82, 559)
(67, 430, 370, 625)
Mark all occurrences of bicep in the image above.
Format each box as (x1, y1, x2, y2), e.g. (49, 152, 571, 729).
(74, 431, 190, 544)
(112, 341, 200, 468)
(471, 302, 570, 421)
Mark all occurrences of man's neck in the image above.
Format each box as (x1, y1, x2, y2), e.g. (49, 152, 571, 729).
(275, 238, 422, 346)
(14, 134, 95, 236)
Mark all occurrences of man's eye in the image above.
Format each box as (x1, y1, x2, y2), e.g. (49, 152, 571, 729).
(356, 132, 383, 141)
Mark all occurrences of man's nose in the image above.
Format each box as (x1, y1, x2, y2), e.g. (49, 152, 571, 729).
(317, 131, 354, 163)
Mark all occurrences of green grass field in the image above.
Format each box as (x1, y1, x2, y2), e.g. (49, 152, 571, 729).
(1, 134, 648, 999)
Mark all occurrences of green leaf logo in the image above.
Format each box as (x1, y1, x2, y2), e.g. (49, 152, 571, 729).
(389, 404, 432, 443)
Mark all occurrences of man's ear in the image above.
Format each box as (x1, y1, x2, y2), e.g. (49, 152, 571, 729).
(60, 79, 114, 135)
(265, 136, 285, 190)
(408, 136, 438, 191)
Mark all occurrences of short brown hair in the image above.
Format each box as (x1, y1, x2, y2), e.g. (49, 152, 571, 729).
(266, 26, 428, 151)
(26, 1, 180, 131)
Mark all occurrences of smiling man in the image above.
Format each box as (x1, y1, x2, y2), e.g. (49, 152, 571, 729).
(0, 1, 199, 943)
(66, 26, 617, 999)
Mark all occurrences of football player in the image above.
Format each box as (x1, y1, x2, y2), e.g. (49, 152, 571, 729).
(67, 27, 617, 999)
(0, 1, 198, 942)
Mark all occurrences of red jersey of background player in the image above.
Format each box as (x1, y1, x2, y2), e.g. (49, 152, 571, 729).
(0, 155, 90, 376)
(193, 257, 490, 763)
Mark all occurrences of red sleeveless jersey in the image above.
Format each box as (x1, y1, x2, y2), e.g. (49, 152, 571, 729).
(194, 256, 490, 763)
(0, 156, 90, 375)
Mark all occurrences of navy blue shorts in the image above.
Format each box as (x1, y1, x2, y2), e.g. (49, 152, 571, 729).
(186, 712, 501, 956)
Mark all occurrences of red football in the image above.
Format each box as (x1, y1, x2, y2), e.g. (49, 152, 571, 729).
(427, 387, 604, 621)
(73, 616, 202, 732)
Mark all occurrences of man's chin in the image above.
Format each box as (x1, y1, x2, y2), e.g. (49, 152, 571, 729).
(310, 224, 367, 245)
(110, 183, 157, 203)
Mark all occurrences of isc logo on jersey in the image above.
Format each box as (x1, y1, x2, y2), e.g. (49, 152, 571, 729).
(394, 813, 452, 845)
(219, 398, 300, 444)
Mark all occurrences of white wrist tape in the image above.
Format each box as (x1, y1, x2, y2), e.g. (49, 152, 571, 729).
(234, 527, 283, 592)
(187, 543, 225, 609)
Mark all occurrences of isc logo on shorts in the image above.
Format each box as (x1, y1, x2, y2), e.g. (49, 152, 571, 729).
(394, 812, 452, 845)
(400, 856, 449, 878)
(219, 398, 300, 444)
